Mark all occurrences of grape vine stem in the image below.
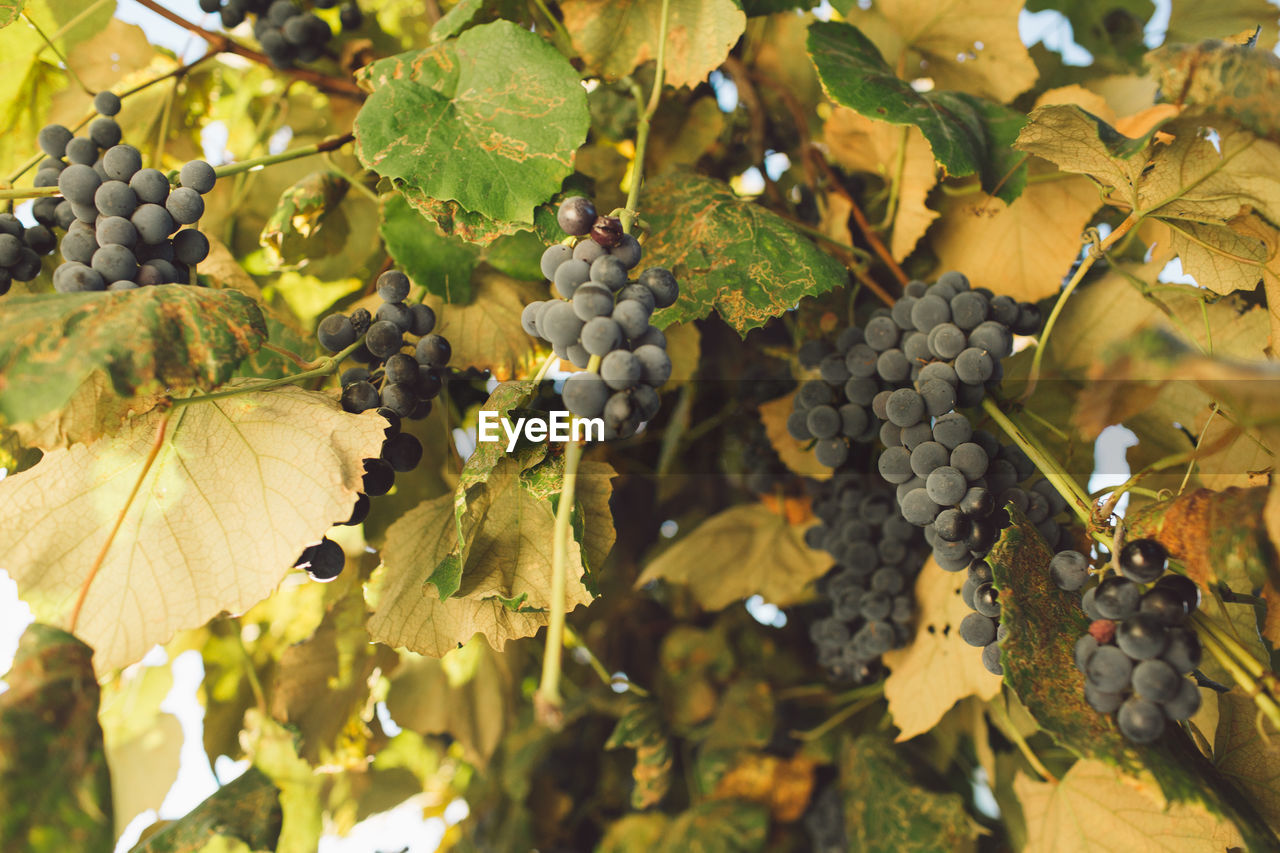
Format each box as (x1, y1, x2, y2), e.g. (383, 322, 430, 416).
(131, 0, 365, 99)
(806, 145, 910, 289)
(212, 133, 355, 180)
(538, 0, 670, 725)
(69, 411, 172, 635)
(170, 337, 365, 408)
(1021, 213, 1138, 400)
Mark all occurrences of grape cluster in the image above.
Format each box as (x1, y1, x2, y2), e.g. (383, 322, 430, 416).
(298, 269, 450, 582)
(803, 784, 846, 852)
(522, 196, 679, 440)
(34, 96, 215, 293)
(1059, 539, 1204, 743)
(792, 273, 1080, 674)
(0, 213, 55, 295)
(804, 473, 929, 683)
(198, 0, 362, 67)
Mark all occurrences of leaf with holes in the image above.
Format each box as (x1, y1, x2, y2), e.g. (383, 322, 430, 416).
(355, 20, 588, 225)
(639, 171, 848, 334)
(0, 385, 386, 674)
(809, 21, 1028, 203)
(882, 558, 1003, 740)
(0, 286, 267, 449)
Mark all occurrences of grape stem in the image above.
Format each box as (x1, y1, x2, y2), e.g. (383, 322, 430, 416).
(68, 411, 172, 634)
(131, 0, 365, 99)
(536, 353, 602, 724)
(212, 133, 355, 180)
(169, 337, 365, 408)
(0, 186, 59, 201)
(806, 145, 910, 288)
(1021, 213, 1139, 400)
(618, 0, 670, 237)
(21, 10, 92, 96)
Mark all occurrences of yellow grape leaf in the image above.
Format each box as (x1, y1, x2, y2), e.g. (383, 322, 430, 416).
(1165, 0, 1280, 51)
(244, 710, 323, 853)
(664, 321, 702, 385)
(385, 642, 517, 767)
(882, 559, 1002, 740)
(424, 270, 542, 380)
(1214, 691, 1280, 833)
(367, 483, 594, 657)
(100, 662, 183, 835)
(634, 504, 832, 609)
(560, 0, 746, 89)
(928, 168, 1101, 301)
(844, 0, 1037, 103)
(1016, 760, 1245, 852)
(0, 386, 386, 674)
(758, 390, 831, 480)
(824, 107, 939, 262)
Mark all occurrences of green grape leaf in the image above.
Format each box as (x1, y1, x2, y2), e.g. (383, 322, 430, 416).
(429, 0, 526, 42)
(0, 624, 113, 853)
(127, 767, 282, 853)
(259, 171, 349, 270)
(0, 0, 22, 28)
(639, 171, 848, 334)
(392, 191, 564, 246)
(659, 799, 770, 851)
(561, 0, 746, 89)
(379, 192, 480, 303)
(355, 20, 588, 225)
(990, 508, 1278, 848)
(808, 21, 1028, 203)
(606, 696, 674, 809)
(840, 736, 981, 852)
(0, 287, 267, 449)
(0, 385, 387, 675)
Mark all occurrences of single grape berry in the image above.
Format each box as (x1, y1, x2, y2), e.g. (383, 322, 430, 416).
(1094, 576, 1141, 620)
(590, 215, 624, 247)
(1117, 697, 1165, 744)
(361, 458, 396, 497)
(94, 90, 122, 116)
(377, 269, 411, 302)
(365, 320, 403, 359)
(1050, 550, 1090, 591)
(341, 380, 380, 413)
(295, 537, 344, 581)
(415, 334, 452, 367)
(1119, 538, 1168, 583)
(317, 313, 357, 351)
(382, 432, 424, 472)
(557, 196, 597, 236)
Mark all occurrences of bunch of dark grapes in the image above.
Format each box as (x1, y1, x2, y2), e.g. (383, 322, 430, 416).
(803, 784, 846, 852)
(522, 196, 679, 440)
(198, 0, 362, 67)
(791, 273, 1080, 674)
(804, 473, 929, 683)
(1057, 539, 1204, 743)
(0, 213, 55, 295)
(33, 94, 215, 293)
(299, 268, 450, 582)
(737, 420, 793, 497)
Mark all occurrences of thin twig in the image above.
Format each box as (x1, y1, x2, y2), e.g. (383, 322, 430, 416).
(132, 0, 365, 99)
(807, 145, 909, 288)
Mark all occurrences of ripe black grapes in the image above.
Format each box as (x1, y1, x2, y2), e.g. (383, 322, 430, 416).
(21, 117, 217, 295)
(295, 268, 457, 582)
(803, 473, 929, 683)
(1059, 539, 1204, 743)
(525, 196, 680, 439)
(201, 0, 363, 67)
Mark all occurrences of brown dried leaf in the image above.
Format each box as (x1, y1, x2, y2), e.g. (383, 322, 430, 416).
(712, 754, 817, 823)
